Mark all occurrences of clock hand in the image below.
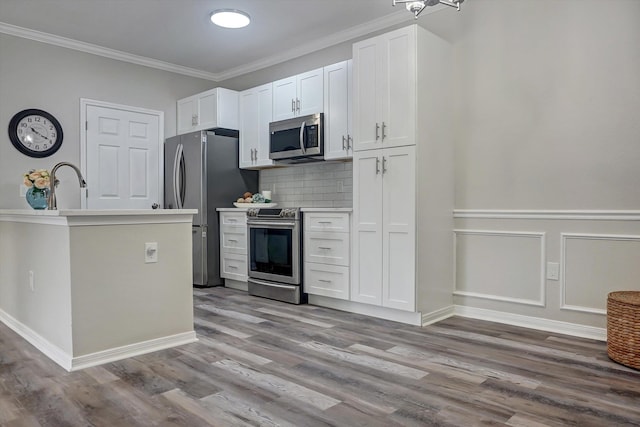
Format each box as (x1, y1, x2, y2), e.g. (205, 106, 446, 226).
(30, 127, 51, 142)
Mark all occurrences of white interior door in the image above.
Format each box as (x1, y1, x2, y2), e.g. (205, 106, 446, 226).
(82, 100, 163, 209)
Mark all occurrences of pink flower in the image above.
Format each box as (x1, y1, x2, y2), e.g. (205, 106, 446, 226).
(23, 177, 33, 187)
(34, 177, 48, 189)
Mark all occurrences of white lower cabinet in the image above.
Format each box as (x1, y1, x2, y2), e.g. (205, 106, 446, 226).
(303, 212, 350, 300)
(352, 146, 416, 311)
(219, 211, 248, 282)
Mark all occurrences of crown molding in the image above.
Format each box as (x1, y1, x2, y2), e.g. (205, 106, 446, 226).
(0, 22, 220, 81)
(0, 5, 445, 83)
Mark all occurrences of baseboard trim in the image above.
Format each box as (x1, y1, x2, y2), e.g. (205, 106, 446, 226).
(308, 295, 423, 326)
(224, 279, 249, 292)
(453, 305, 606, 341)
(421, 305, 455, 326)
(0, 308, 72, 371)
(70, 331, 198, 371)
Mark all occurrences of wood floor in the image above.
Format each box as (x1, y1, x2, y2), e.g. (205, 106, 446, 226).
(1, 287, 639, 427)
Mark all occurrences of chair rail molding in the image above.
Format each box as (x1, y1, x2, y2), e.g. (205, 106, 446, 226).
(454, 209, 640, 221)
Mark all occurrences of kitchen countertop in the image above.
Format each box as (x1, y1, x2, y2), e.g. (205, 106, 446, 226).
(0, 209, 196, 216)
(300, 207, 352, 212)
(0, 209, 197, 225)
(216, 207, 248, 212)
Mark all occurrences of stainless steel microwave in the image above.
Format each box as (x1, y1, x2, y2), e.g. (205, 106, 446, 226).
(269, 113, 324, 162)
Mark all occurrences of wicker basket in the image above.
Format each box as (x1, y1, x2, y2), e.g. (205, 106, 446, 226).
(607, 291, 640, 370)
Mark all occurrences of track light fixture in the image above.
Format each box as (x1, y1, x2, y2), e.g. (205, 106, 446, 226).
(392, 0, 464, 18)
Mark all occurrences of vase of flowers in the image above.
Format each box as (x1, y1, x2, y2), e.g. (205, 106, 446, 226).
(24, 169, 52, 210)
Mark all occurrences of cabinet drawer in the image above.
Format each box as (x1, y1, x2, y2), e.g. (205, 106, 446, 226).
(304, 213, 350, 233)
(221, 228, 247, 254)
(220, 253, 247, 281)
(304, 232, 349, 266)
(304, 263, 349, 300)
(220, 212, 247, 227)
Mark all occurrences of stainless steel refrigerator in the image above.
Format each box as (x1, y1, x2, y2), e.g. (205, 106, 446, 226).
(164, 129, 258, 287)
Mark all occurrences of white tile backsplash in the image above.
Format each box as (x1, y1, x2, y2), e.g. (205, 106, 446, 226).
(259, 162, 353, 208)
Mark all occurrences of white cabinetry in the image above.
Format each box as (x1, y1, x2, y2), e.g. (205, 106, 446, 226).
(177, 88, 239, 135)
(239, 83, 274, 169)
(351, 25, 454, 322)
(273, 68, 324, 121)
(304, 212, 350, 300)
(352, 146, 415, 310)
(323, 60, 353, 160)
(219, 211, 249, 283)
(352, 26, 415, 151)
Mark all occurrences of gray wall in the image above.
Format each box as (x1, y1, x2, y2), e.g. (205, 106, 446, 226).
(452, 0, 640, 210)
(0, 33, 214, 209)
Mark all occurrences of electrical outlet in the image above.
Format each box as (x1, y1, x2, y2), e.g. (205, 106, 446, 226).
(546, 262, 560, 281)
(145, 242, 158, 263)
(29, 270, 35, 291)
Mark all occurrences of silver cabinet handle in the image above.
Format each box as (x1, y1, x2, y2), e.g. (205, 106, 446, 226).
(317, 221, 332, 224)
(228, 265, 238, 269)
(382, 122, 387, 141)
(228, 239, 238, 242)
(296, 98, 300, 112)
(342, 135, 346, 150)
(291, 99, 295, 112)
(376, 157, 381, 174)
(318, 279, 332, 283)
(227, 218, 237, 222)
(299, 121, 307, 154)
(318, 246, 332, 250)
(347, 135, 352, 150)
(375, 123, 380, 141)
(382, 156, 387, 174)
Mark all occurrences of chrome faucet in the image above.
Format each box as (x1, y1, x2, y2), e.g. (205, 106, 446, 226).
(47, 162, 87, 210)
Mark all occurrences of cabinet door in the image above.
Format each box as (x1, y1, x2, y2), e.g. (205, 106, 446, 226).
(297, 67, 324, 117)
(177, 96, 198, 135)
(323, 61, 351, 160)
(197, 89, 218, 131)
(381, 146, 416, 311)
(351, 150, 383, 305)
(254, 84, 274, 167)
(352, 37, 382, 152)
(239, 89, 258, 169)
(272, 76, 297, 121)
(381, 27, 416, 149)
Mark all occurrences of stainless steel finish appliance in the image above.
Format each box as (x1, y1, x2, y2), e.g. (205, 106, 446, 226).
(247, 208, 304, 304)
(269, 113, 324, 163)
(164, 129, 258, 287)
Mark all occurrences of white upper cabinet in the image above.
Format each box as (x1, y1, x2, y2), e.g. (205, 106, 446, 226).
(272, 67, 324, 121)
(177, 87, 239, 135)
(323, 60, 353, 160)
(352, 26, 416, 151)
(239, 83, 274, 169)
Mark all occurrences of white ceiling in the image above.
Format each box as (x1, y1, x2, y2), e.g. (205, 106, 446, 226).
(0, 0, 463, 82)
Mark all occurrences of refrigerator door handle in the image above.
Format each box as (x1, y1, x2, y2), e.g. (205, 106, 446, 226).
(172, 142, 181, 208)
(175, 143, 185, 209)
(179, 145, 186, 209)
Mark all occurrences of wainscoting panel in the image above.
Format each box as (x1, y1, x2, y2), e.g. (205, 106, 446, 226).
(561, 233, 640, 314)
(454, 230, 546, 306)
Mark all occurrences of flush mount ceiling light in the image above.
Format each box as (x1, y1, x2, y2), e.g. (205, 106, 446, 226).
(392, 0, 464, 18)
(210, 9, 251, 28)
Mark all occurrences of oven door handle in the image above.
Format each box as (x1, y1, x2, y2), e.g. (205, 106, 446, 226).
(248, 278, 299, 290)
(248, 221, 297, 228)
(299, 121, 307, 155)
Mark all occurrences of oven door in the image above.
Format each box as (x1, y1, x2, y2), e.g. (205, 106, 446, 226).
(247, 220, 300, 285)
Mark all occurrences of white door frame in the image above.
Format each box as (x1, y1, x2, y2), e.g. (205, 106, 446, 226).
(80, 98, 164, 209)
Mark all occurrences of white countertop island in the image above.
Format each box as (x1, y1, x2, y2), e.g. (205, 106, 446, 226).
(0, 209, 198, 371)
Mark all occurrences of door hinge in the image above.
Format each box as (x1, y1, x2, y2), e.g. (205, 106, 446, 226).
(85, 121, 88, 130)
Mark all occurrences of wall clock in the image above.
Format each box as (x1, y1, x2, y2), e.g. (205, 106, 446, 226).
(8, 109, 64, 158)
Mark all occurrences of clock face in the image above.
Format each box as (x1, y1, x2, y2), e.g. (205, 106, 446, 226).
(8, 109, 63, 158)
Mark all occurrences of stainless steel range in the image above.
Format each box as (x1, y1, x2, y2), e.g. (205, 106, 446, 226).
(246, 207, 305, 304)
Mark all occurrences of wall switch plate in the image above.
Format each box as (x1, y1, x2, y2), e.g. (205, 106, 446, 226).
(546, 262, 560, 281)
(145, 242, 158, 263)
